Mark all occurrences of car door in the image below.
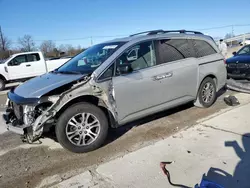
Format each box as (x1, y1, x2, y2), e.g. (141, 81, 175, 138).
(26, 53, 47, 77)
(153, 38, 198, 103)
(7, 54, 33, 80)
(111, 39, 198, 124)
(112, 40, 198, 124)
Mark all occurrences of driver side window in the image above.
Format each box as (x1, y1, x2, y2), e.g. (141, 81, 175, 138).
(115, 41, 156, 75)
(9, 55, 27, 66)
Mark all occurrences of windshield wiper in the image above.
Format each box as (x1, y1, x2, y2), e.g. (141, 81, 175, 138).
(53, 70, 82, 75)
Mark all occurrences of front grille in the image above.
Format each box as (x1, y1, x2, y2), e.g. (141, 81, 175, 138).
(237, 64, 248, 68)
(11, 102, 23, 121)
(227, 63, 236, 68)
(227, 63, 250, 68)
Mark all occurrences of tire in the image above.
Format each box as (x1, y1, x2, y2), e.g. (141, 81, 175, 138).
(194, 77, 217, 108)
(55, 102, 109, 153)
(0, 78, 5, 91)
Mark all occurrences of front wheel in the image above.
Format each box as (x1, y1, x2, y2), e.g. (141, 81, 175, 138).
(55, 102, 109, 153)
(194, 77, 217, 108)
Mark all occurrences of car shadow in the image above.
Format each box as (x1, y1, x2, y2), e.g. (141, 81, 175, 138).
(159, 133, 250, 188)
(106, 87, 227, 145)
(217, 87, 227, 98)
(41, 87, 227, 147)
(198, 133, 250, 188)
(41, 102, 194, 145)
(106, 102, 194, 144)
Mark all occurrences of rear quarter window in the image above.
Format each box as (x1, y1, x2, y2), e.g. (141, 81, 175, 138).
(27, 53, 40, 62)
(192, 39, 217, 58)
(156, 39, 195, 64)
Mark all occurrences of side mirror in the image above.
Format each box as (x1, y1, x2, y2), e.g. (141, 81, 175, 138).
(117, 63, 133, 75)
(232, 52, 237, 56)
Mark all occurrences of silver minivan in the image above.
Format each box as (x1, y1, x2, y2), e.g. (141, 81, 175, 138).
(3, 30, 227, 153)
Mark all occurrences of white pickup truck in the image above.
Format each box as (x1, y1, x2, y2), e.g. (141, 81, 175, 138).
(0, 51, 71, 91)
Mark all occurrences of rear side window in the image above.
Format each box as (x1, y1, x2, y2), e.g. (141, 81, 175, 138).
(157, 39, 194, 64)
(192, 40, 216, 58)
(27, 53, 40, 62)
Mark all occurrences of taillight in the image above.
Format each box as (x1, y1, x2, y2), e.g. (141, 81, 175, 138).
(4, 66, 8, 73)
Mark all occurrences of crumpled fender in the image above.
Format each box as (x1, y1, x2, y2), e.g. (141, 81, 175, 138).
(32, 77, 118, 137)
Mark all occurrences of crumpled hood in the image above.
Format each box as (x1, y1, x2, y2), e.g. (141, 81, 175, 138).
(226, 55, 250, 64)
(14, 72, 85, 98)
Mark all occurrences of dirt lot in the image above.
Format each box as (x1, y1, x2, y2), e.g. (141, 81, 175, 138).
(0, 88, 237, 188)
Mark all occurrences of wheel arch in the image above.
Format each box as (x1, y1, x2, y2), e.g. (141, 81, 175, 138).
(198, 74, 217, 91)
(55, 95, 117, 128)
(0, 74, 7, 81)
(196, 74, 217, 98)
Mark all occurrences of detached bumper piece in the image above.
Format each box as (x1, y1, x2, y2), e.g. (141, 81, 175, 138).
(226, 79, 250, 94)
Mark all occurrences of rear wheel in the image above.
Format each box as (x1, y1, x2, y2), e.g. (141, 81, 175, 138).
(55, 102, 109, 153)
(194, 77, 217, 108)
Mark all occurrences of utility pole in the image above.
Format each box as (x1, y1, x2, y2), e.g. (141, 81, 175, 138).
(90, 36, 93, 46)
(0, 25, 5, 51)
(231, 25, 234, 47)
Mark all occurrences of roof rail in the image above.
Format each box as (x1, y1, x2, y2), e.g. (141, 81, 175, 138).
(163, 30, 203, 35)
(129, 29, 203, 37)
(129, 29, 164, 37)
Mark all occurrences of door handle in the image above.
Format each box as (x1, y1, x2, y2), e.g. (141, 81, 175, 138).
(153, 72, 173, 81)
(26, 64, 31, 67)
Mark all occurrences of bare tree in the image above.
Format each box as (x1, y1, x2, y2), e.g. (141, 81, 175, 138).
(18, 34, 36, 52)
(0, 26, 11, 51)
(40, 40, 56, 56)
(58, 44, 66, 52)
(58, 44, 84, 57)
(65, 44, 74, 55)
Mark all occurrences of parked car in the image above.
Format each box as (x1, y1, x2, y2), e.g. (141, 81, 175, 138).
(3, 30, 226, 153)
(0, 51, 71, 90)
(240, 39, 250, 46)
(226, 44, 250, 79)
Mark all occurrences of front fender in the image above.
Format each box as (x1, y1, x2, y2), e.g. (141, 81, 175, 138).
(47, 79, 118, 125)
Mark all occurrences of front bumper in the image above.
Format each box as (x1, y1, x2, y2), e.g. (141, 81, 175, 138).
(3, 89, 37, 135)
(227, 73, 248, 79)
(2, 110, 29, 135)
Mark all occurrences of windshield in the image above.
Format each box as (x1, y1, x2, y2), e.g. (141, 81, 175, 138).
(237, 45, 250, 55)
(56, 42, 125, 74)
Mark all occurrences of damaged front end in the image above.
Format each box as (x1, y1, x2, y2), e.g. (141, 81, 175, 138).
(2, 72, 90, 143)
(3, 73, 118, 144)
(3, 90, 59, 143)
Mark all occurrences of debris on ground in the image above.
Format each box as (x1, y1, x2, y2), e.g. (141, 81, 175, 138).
(25, 167, 30, 172)
(187, 150, 191, 154)
(160, 162, 225, 188)
(224, 95, 240, 106)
